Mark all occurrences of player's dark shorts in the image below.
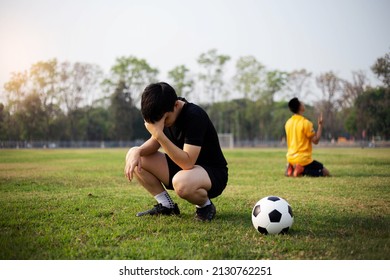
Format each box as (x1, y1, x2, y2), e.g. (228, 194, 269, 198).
(164, 154, 228, 199)
(302, 160, 324, 177)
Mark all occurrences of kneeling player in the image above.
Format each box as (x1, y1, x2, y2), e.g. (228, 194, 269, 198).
(284, 97, 330, 177)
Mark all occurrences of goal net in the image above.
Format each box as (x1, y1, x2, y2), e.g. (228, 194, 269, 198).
(218, 133, 234, 149)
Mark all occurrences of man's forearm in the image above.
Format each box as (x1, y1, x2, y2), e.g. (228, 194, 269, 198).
(155, 133, 194, 170)
(131, 137, 160, 157)
(312, 125, 322, 144)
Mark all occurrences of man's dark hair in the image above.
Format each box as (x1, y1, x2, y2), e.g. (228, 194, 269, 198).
(141, 82, 178, 123)
(288, 97, 301, 114)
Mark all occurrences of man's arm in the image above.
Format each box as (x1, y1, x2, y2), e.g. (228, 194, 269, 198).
(157, 134, 201, 170)
(129, 137, 161, 157)
(144, 116, 201, 170)
(311, 113, 323, 145)
(124, 137, 160, 181)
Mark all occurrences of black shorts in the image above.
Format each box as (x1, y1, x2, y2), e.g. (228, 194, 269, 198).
(164, 154, 228, 199)
(302, 160, 324, 177)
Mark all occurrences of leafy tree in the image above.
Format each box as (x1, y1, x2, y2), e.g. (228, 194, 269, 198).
(105, 56, 159, 106)
(0, 104, 24, 142)
(4, 64, 52, 140)
(3, 71, 29, 114)
(339, 71, 369, 138)
(104, 56, 159, 141)
(3, 59, 103, 141)
(371, 50, 390, 87)
(344, 107, 358, 137)
(46, 108, 68, 141)
(168, 65, 194, 99)
(103, 56, 158, 140)
(0, 103, 8, 140)
(233, 56, 265, 100)
(83, 106, 109, 141)
(340, 71, 368, 109)
(257, 70, 288, 140)
(263, 70, 288, 104)
(198, 49, 231, 103)
(355, 87, 390, 140)
(269, 101, 292, 141)
(58, 61, 103, 140)
(109, 81, 136, 141)
(59, 61, 103, 111)
(233, 58, 288, 140)
(315, 71, 343, 140)
(15, 93, 46, 141)
(29, 59, 58, 107)
(242, 99, 261, 141)
(283, 69, 312, 100)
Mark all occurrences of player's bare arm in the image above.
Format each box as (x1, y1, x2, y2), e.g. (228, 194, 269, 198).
(144, 115, 201, 170)
(124, 137, 160, 181)
(311, 113, 323, 145)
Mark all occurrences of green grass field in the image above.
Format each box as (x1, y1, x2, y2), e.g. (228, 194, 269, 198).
(0, 148, 389, 260)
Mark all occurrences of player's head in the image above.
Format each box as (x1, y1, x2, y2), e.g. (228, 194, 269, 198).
(288, 97, 302, 114)
(141, 82, 178, 123)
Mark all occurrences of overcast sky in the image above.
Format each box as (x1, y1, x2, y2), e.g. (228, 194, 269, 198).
(1, 0, 389, 97)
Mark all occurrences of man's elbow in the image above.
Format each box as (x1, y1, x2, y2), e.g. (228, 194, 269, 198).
(181, 163, 195, 170)
(180, 153, 197, 170)
(312, 138, 320, 145)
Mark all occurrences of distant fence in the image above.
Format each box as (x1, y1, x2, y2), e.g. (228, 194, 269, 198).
(234, 139, 390, 148)
(1, 139, 389, 149)
(0, 140, 144, 149)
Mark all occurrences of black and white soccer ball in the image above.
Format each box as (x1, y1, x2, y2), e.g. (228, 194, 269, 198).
(251, 196, 294, 235)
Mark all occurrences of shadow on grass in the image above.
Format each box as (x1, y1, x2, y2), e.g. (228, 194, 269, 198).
(335, 172, 390, 178)
(291, 213, 390, 238)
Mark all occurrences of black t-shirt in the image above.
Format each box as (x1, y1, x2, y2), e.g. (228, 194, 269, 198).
(163, 99, 228, 169)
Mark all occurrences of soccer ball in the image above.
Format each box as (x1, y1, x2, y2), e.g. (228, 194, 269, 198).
(251, 196, 294, 235)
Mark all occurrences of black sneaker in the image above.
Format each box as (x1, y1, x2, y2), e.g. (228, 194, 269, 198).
(136, 203, 180, 217)
(195, 202, 216, 221)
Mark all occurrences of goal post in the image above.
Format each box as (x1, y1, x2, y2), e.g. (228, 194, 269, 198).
(218, 133, 234, 149)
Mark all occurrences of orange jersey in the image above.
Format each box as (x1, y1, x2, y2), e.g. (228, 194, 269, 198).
(285, 114, 315, 166)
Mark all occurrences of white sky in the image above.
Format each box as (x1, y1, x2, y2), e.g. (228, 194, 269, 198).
(1, 0, 389, 99)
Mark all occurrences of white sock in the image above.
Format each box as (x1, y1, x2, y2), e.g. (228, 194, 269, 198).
(154, 191, 175, 208)
(196, 199, 211, 208)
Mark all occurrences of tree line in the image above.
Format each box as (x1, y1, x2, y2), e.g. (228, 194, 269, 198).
(1, 49, 389, 144)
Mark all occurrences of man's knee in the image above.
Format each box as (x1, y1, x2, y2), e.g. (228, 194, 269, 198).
(323, 167, 330, 176)
(125, 146, 139, 160)
(172, 171, 191, 199)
